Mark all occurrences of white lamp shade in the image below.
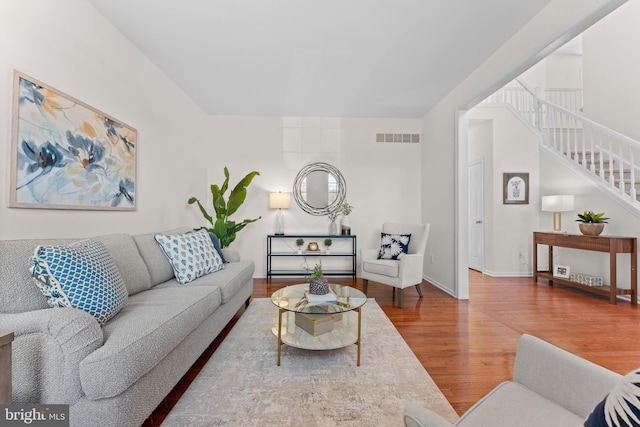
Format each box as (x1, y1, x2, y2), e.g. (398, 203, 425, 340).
(269, 192, 291, 209)
(541, 195, 574, 212)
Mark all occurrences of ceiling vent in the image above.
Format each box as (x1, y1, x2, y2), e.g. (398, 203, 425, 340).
(376, 133, 420, 144)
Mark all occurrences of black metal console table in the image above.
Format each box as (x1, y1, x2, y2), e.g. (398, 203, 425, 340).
(266, 234, 357, 283)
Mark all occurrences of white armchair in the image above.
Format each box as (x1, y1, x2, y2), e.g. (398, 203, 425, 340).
(360, 222, 430, 308)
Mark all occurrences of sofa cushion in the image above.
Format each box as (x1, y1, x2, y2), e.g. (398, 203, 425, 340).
(79, 285, 222, 399)
(378, 232, 411, 260)
(94, 234, 151, 296)
(362, 259, 399, 278)
(584, 368, 640, 427)
(457, 382, 584, 427)
(31, 240, 129, 325)
(0, 238, 75, 313)
(133, 226, 190, 286)
(153, 260, 254, 304)
(154, 229, 224, 284)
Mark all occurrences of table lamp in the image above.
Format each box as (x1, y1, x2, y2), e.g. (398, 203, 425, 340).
(269, 192, 291, 235)
(541, 195, 574, 233)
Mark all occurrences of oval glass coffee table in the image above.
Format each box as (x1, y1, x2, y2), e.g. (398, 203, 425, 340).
(271, 283, 367, 366)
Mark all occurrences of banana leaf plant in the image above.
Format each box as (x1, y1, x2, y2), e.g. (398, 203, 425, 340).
(188, 167, 261, 248)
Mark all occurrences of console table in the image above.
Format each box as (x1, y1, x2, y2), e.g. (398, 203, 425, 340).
(267, 234, 356, 283)
(533, 232, 637, 305)
(0, 332, 14, 404)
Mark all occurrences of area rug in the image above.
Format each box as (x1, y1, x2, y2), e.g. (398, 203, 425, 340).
(161, 298, 458, 426)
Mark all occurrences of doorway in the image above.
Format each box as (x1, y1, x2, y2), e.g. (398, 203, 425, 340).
(468, 160, 484, 272)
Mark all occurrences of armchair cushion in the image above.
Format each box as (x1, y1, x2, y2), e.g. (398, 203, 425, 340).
(363, 258, 399, 278)
(378, 233, 411, 260)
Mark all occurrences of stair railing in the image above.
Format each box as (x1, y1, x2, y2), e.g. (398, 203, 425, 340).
(482, 79, 640, 207)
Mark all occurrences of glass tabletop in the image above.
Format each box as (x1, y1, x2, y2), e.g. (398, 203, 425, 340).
(271, 283, 366, 314)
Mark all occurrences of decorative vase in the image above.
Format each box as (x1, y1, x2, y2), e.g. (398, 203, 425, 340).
(309, 277, 330, 295)
(297, 246, 303, 254)
(329, 221, 338, 235)
(341, 215, 351, 235)
(579, 223, 605, 236)
(325, 247, 331, 254)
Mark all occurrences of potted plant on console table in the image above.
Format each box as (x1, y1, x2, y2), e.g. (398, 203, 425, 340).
(576, 210, 609, 236)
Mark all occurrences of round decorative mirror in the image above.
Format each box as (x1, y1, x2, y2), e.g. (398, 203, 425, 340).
(293, 162, 346, 216)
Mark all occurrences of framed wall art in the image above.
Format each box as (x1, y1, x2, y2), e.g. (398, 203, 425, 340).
(10, 70, 137, 210)
(503, 172, 529, 205)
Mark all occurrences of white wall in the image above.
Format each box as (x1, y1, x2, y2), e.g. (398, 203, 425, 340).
(0, 1, 423, 280)
(421, 0, 623, 296)
(468, 108, 541, 276)
(583, 0, 640, 141)
(205, 116, 423, 276)
(0, 0, 209, 239)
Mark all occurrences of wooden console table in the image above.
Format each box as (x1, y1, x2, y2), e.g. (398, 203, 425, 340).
(533, 232, 637, 305)
(0, 332, 14, 404)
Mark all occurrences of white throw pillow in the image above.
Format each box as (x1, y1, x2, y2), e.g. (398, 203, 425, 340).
(154, 229, 224, 284)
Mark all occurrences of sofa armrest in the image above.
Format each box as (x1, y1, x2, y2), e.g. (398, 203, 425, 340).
(221, 248, 240, 263)
(0, 308, 103, 404)
(513, 334, 620, 418)
(404, 402, 455, 427)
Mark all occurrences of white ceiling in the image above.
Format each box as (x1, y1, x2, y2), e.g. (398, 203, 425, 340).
(88, 0, 553, 118)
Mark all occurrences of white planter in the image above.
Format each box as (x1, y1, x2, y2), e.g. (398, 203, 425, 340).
(341, 215, 351, 235)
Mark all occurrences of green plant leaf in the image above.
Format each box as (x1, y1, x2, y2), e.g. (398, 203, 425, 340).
(189, 167, 261, 248)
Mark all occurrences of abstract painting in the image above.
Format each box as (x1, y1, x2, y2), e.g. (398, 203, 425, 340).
(10, 70, 137, 210)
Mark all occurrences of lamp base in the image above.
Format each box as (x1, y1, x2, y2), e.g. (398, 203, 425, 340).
(275, 210, 285, 235)
(552, 212, 562, 233)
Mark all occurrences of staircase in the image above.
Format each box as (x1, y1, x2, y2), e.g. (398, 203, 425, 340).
(482, 79, 640, 214)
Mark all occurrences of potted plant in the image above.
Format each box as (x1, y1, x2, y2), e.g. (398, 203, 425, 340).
(576, 210, 609, 236)
(188, 167, 261, 248)
(339, 201, 354, 235)
(296, 238, 304, 254)
(308, 262, 329, 295)
(324, 238, 333, 254)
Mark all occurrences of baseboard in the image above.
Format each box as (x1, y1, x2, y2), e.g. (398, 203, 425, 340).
(482, 270, 533, 278)
(422, 275, 456, 298)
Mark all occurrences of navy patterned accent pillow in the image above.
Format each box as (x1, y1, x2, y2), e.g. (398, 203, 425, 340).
(30, 239, 128, 325)
(208, 232, 229, 263)
(584, 368, 640, 426)
(154, 229, 224, 284)
(377, 233, 411, 260)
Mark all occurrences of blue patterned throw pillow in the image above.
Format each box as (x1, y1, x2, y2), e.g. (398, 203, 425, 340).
(584, 368, 640, 427)
(30, 239, 128, 325)
(377, 233, 411, 260)
(154, 229, 224, 284)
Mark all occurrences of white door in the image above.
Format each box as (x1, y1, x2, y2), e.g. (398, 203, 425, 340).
(468, 160, 484, 271)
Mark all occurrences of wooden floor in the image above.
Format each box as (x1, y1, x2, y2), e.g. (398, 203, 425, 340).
(144, 270, 640, 425)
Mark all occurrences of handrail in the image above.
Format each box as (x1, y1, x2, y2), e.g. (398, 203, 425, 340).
(482, 80, 640, 210)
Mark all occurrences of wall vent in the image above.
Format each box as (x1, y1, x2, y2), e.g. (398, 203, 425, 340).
(375, 133, 420, 144)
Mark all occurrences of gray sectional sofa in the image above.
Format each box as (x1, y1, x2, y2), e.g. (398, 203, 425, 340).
(0, 226, 255, 427)
(404, 334, 621, 427)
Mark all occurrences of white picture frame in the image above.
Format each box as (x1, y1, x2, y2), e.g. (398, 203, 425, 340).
(553, 264, 571, 279)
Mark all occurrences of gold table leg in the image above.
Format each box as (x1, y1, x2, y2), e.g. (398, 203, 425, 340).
(356, 307, 362, 366)
(277, 308, 283, 366)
